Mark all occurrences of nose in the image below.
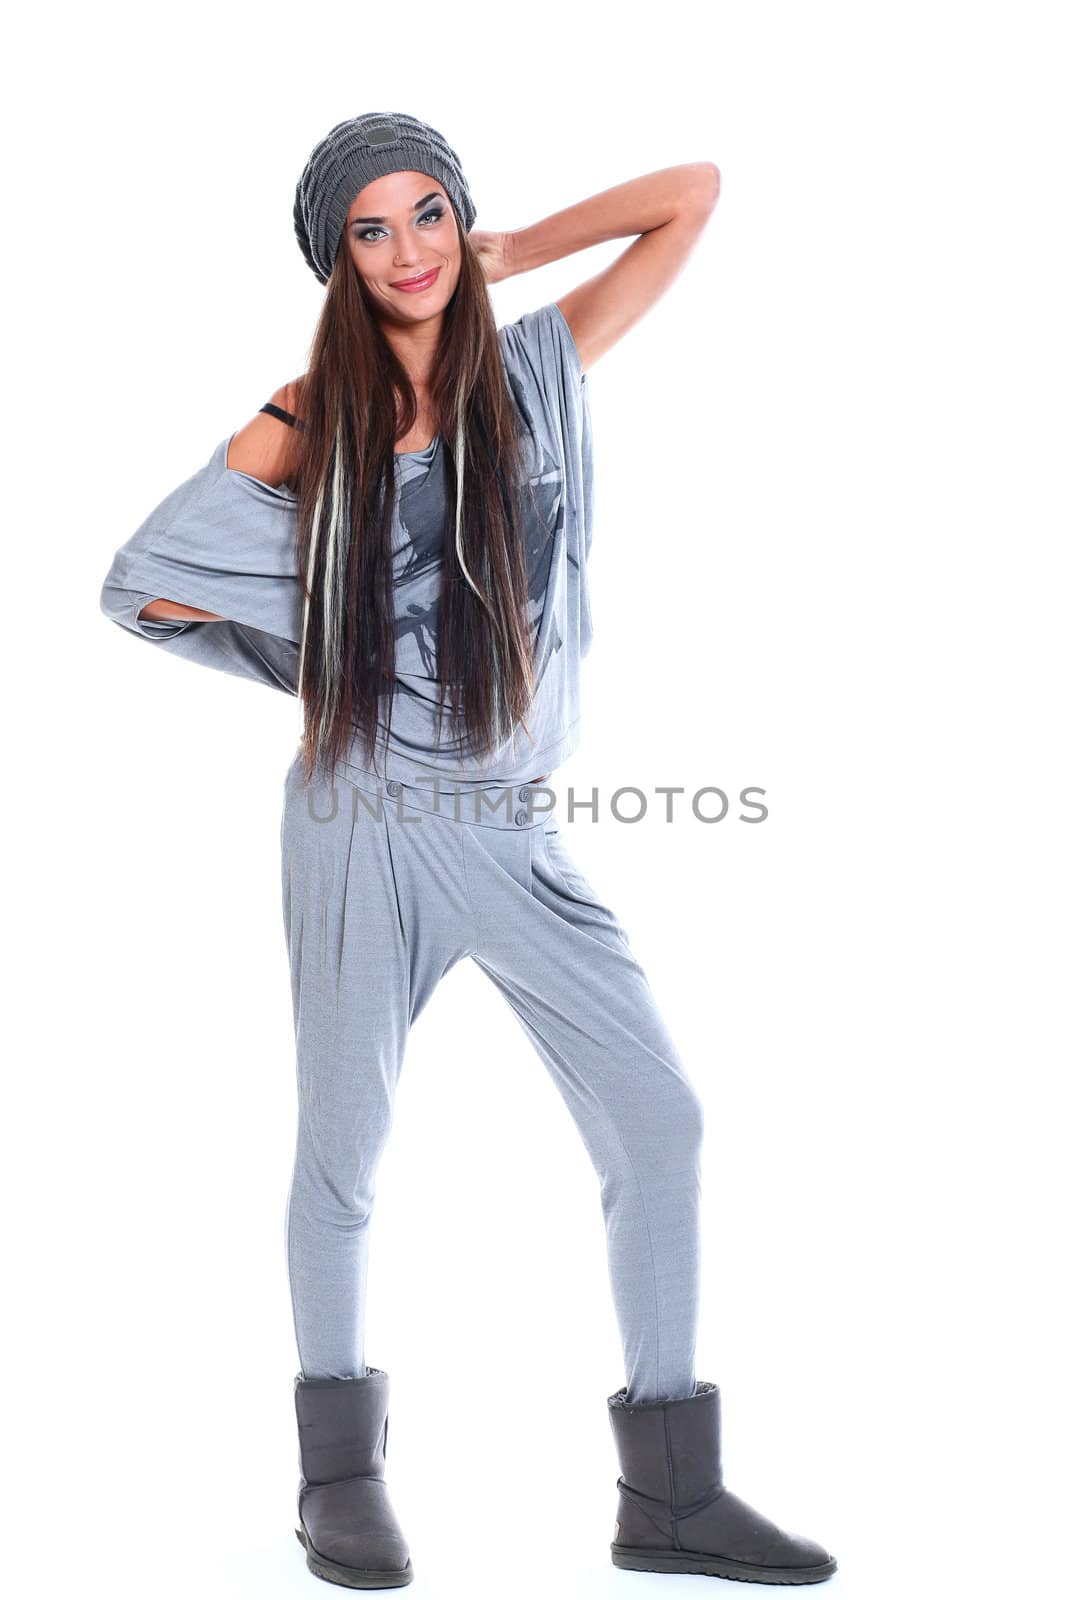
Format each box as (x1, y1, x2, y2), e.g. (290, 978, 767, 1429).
(393, 225, 427, 268)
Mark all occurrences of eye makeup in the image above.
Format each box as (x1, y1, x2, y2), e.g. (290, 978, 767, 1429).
(354, 206, 446, 243)
(350, 192, 450, 242)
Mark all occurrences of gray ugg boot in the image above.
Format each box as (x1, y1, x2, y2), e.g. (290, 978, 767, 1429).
(293, 1368, 413, 1589)
(607, 1381, 837, 1585)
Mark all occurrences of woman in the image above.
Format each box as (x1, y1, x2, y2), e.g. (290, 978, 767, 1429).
(99, 113, 836, 1590)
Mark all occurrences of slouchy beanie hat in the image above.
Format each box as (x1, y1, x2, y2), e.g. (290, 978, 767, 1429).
(293, 111, 477, 285)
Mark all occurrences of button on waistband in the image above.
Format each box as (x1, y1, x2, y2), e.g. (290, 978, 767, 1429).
(330, 760, 555, 829)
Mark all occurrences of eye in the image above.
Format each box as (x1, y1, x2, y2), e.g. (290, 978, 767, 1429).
(353, 206, 446, 244)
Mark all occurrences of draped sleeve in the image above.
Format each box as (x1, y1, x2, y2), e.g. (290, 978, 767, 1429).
(98, 433, 303, 695)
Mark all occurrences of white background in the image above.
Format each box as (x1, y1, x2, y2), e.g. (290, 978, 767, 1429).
(4, 3, 1064, 1597)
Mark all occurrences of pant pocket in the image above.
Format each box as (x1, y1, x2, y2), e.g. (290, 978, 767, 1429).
(543, 824, 600, 903)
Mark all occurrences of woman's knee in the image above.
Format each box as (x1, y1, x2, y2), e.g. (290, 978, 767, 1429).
(669, 1081, 705, 1155)
(291, 1113, 394, 1220)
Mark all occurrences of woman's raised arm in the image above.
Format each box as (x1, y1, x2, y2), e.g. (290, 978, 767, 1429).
(502, 162, 721, 374)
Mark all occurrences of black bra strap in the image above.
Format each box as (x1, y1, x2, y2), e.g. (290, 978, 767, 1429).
(259, 401, 309, 434)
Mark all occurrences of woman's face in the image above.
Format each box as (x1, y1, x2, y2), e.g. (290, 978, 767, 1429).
(344, 169, 461, 322)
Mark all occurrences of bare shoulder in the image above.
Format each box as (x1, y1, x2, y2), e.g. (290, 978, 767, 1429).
(226, 378, 307, 486)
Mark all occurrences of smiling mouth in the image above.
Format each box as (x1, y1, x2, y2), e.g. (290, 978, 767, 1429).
(391, 267, 441, 291)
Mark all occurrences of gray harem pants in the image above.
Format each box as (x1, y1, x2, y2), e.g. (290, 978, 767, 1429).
(280, 752, 704, 1405)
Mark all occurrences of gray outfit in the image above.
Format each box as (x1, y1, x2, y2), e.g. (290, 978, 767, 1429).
(99, 302, 704, 1405)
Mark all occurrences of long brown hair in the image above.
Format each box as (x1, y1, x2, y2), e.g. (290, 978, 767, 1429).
(288, 228, 538, 789)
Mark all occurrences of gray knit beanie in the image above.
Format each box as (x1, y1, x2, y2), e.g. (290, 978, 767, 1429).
(293, 111, 477, 286)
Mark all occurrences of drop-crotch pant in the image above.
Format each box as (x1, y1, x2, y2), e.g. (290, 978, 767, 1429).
(279, 750, 705, 1404)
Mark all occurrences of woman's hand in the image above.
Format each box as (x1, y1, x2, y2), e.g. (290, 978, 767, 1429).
(469, 229, 514, 285)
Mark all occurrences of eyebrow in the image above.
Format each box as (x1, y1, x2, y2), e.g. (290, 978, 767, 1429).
(349, 191, 446, 225)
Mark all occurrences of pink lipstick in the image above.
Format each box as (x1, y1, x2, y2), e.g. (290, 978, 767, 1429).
(391, 267, 441, 293)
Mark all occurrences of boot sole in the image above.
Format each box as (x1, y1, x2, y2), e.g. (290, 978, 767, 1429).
(611, 1543, 837, 1584)
(295, 1524, 414, 1588)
